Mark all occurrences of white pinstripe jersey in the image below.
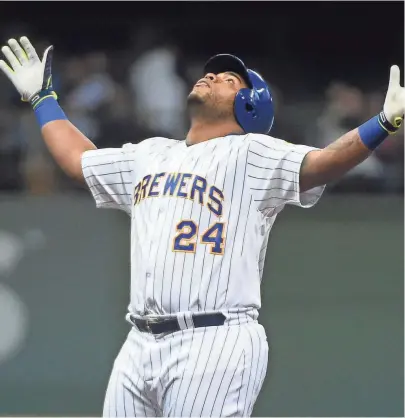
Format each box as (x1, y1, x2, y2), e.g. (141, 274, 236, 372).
(82, 134, 325, 316)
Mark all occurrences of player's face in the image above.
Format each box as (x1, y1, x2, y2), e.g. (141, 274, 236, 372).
(187, 71, 248, 121)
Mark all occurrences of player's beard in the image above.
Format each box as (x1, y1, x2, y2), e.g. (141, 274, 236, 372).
(187, 91, 234, 123)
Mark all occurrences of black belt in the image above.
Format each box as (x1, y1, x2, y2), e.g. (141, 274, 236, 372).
(130, 312, 226, 334)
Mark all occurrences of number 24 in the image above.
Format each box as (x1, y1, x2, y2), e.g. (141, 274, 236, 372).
(173, 220, 226, 255)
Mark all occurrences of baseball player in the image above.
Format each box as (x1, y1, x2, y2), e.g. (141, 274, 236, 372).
(1, 37, 403, 417)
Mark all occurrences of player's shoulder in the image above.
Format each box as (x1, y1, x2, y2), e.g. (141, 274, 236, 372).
(246, 134, 321, 159)
(123, 137, 180, 153)
(245, 133, 293, 150)
(137, 136, 180, 147)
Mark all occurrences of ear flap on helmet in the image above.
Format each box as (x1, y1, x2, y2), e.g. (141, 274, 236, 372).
(234, 70, 274, 134)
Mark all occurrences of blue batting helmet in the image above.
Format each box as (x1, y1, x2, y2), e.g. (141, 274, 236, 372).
(204, 54, 274, 134)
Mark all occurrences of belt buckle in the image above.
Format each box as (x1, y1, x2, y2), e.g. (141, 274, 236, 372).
(145, 317, 159, 333)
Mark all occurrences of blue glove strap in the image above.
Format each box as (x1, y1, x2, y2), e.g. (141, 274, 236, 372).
(30, 90, 67, 129)
(358, 111, 400, 151)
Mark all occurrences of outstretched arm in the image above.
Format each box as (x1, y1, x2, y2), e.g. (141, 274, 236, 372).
(299, 128, 370, 192)
(300, 66, 404, 192)
(0, 37, 96, 183)
(40, 120, 97, 183)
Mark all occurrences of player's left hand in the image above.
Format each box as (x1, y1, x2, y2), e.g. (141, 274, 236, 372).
(0, 37, 54, 102)
(383, 65, 405, 129)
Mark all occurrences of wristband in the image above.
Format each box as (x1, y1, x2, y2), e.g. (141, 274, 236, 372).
(30, 90, 67, 129)
(378, 111, 403, 132)
(358, 111, 402, 150)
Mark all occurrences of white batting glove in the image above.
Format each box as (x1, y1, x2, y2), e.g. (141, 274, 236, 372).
(382, 65, 404, 130)
(0, 37, 54, 103)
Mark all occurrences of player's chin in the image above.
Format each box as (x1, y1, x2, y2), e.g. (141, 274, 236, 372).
(187, 90, 206, 105)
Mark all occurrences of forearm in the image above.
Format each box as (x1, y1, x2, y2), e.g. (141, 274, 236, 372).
(300, 128, 371, 191)
(31, 93, 97, 183)
(300, 111, 402, 192)
(41, 119, 97, 183)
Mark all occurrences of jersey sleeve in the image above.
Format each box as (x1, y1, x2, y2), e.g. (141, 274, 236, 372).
(246, 134, 326, 216)
(81, 143, 137, 215)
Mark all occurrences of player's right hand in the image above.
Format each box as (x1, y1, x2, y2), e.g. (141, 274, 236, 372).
(0, 37, 54, 103)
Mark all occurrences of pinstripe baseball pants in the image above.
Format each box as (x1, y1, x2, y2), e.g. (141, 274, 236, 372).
(102, 316, 268, 417)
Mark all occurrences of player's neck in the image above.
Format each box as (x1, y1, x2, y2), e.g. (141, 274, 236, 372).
(186, 120, 243, 146)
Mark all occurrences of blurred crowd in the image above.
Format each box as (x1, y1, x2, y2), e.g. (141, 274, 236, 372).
(0, 30, 403, 195)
